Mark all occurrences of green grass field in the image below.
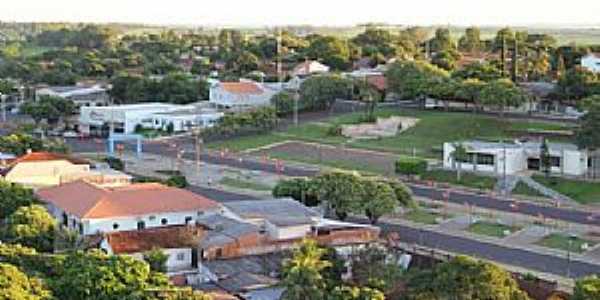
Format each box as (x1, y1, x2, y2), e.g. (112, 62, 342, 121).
(421, 169, 498, 190)
(468, 221, 519, 238)
(219, 176, 273, 191)
(533, 175, 600, 205)
(512, 182, 547, 198)
(536, 233, 596, 254)
(206, 109, 573, 160)
(404, 210, 444, 225)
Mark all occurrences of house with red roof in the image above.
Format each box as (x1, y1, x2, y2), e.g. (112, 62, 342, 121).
(291, 60, 330, 77)
(209, 81, 278, 109)
(36, 180, 222, 235)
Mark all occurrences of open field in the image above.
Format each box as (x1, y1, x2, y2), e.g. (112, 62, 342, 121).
(536, 233, 597, 254)
(468, 221, 520, 238)
(533, 175, 600, 205)
(207, 109, 574, 160)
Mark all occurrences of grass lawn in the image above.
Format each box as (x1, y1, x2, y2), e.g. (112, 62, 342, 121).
(533, 175, 600, 205)
(536, 233, 597, 253)
(205, 109, 573, 159)
(219, 176, 273, 191)
(404, 209, 445, 225)
(468, 221, 519, 238)
(421, 169, 497, 190)
(265, 150, 387, 175)
(512, 182, 547, 198)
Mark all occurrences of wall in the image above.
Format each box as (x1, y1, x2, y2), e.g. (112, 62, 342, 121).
(209, 87, 276, 108)
(265, 221, 311, 240)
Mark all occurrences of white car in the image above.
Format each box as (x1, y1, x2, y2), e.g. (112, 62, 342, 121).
(62, 131, 79, 138)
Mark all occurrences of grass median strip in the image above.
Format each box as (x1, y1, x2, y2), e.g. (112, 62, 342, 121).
(219, 176, 273, 192)
(535, 233, 597, 254)
(468, 221, 519, 238)
(404, 209, 446, 225)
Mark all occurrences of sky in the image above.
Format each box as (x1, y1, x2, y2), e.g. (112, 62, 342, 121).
(2, 0, 600, 27)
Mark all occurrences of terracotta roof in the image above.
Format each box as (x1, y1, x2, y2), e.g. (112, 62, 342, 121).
(1, 152, 89, 176)
(36, 181, 220, 219)
(105, 225, 205, 254)
(220, 82, 264, 95)
(292, 60, 328, 75)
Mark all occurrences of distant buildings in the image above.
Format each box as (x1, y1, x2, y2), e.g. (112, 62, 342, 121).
(291, 60, 330, 77)
(78, 103, 223, 136)
(581, 53, 600, 73)
(36, 85, 110, 108)
(443, 140, 589, 177)
(209, 81, 278, 109)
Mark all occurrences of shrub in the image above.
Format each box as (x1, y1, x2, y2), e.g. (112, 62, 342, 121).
(326, 124, 343, 136)
(165, 175, 188, 188)
(103, 157, 124, 171)
(272, 178, 320, 206)
(395, 157, 427, 176)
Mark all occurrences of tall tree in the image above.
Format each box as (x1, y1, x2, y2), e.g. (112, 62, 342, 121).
(361, 180, 397, 224)
(540, 138, 552, 179)
(386, 60, 449, 100)
(0, 263, 52, 300)
(281, 239, 331, 300)
(573, 276, 600, 300)
(480, 79, 528, 117)
(458, 27, 481, 53)
(576, 104, 600, 150)
(3, 205, 57, 252)
(314, 172, 364, 220)
(450, 142, 469, 181)
(0, 181, 38, 219)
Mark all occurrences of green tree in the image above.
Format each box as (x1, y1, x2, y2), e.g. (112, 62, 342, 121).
(430, 28, 455, 53)
(431, 49, 461, 71)
(480, 79, 528, 117)
(0, 181, 38, 219)
(450, 142, 469, 181)
(452, 62, 504, 82)
(350, 246, 404, 293)
(576, 103, 600, 150)
(328, 286, 385, 300)
(573, 276, 600, 300)
(299, 75, 352, 111)
(361, 180, 397, 224)
(456, 78, 485, 112)
(3, 205, 57, 253)
(143, 248, 169, 273)
(314, 172, 364, 220)
(281, 239, 331, 300)
(306, 35, 350, 70)
(406, 256, 531, 300)
(386, 60, 449, 100)
(0, 263, 52, 300)
(556, 67, 599, 100)
(459, 27, 481, 53)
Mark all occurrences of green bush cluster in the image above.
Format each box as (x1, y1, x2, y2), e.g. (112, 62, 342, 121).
(395, 157, 428, 176)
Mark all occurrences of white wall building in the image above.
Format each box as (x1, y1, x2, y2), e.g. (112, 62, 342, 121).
(581, 53, 600, 73)
(291, 60, 330, 77)
(36, 181, 222, 236)
(209, 81, 278, 109)
(443, 140, 589, 177)
(36, 85, 109, 108)
(78, 103, 223, 136)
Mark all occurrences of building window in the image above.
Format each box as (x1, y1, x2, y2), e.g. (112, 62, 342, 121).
(176, 253, 185, 261)
(550, 156, 561, 168)
(197, 211, 204, 216)
(476, 154, 495, 166)
(62, 213, 68, 227)
(185, 216, 193, 224)
(112, 223, 119, 230)
(149, 215, 156, 221)
(216, 248, 223, 258)
(161, 218, 168, 225)
(137, 221, 146, 230)
(78, 223, 84, 235)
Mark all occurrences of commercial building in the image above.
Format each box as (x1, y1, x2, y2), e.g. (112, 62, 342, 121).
(209, 81, 278, 109)
(443, 140, 589, 177)
(78, 103, 224, 136)
(36, 85, 110, 108)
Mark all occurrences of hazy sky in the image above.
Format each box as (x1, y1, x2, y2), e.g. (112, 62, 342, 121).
(2, 0, 600, 27)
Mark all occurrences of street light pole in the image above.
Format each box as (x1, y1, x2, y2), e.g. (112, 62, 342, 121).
(0, 93, 6, 123)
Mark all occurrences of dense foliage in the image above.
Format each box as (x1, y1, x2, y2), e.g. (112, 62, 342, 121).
(395, 157, 428, 176)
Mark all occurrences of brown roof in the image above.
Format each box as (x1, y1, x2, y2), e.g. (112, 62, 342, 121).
(220, 82, 264, 95)
(1, 152, 89, 176)
(105, 225, 205, 254)
(36, 181, 220, 219)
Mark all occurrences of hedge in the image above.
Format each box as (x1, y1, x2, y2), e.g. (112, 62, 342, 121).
(395, 157, 428, 176)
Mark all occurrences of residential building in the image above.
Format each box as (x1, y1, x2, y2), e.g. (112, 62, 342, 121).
(78, 103, 224, 136)
(36, 181, 222, 235)
(443, 140, 589, 176)
(291, 60, 330, 77)
(0, 151, 131, 188)
(209, 81, 278, 109)
(36, 85, 110, 108)
(581, 53, 600, 73)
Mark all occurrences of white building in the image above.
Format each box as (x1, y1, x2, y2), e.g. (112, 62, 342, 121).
(581, 53, 600, 73)
(36, 85, 109, 108)
(443, 140, 589, 177)
(291, 60, 330, 77)
(78, 103, 223, 136)
(36, 181, 223, 236)
(209, 81, 278, 109)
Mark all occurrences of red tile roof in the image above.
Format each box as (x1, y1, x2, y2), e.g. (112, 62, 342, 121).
(105, 225, 205, 254)
(220, 82, 264, 95)
(36, 181, 220, 219)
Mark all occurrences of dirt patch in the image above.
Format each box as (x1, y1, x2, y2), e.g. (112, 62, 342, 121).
(341, 116, 420, 139)
(249, 141, 400, 175)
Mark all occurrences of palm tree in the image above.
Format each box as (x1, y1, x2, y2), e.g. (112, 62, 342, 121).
(281, 239, 331, 300)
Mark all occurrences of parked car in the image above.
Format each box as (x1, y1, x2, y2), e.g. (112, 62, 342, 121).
(63, 131, 79, 138)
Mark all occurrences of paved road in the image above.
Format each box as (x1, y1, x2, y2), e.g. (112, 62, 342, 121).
(69, 138, 600, 227)
(368, 219, 599, 278)
(186, 185, 261, 202)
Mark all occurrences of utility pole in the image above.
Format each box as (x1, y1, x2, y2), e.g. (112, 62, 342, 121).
(0, 93, 6, 123)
